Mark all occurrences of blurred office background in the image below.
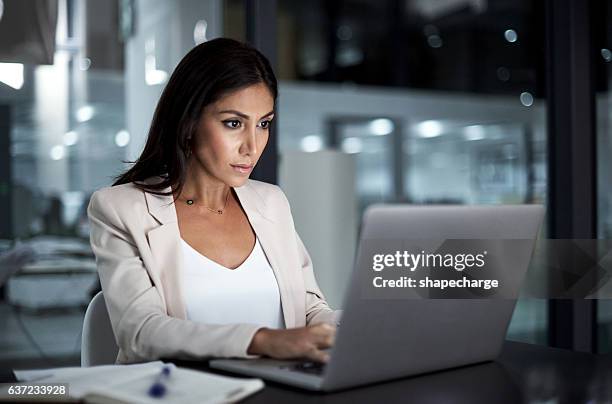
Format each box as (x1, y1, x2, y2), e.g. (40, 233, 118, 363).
(0, 0, 609, 369)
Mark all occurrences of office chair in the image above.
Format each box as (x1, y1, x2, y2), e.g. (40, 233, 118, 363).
(81, 291, 119, 366)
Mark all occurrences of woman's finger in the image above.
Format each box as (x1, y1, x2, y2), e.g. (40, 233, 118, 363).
(305, 345, 330, 363)
(309, 324, 336, 348)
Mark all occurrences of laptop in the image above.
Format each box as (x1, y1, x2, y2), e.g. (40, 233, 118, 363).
(210, 204, 545, 392)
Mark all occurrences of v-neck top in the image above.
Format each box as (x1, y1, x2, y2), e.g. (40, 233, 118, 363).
(180, 237, 285, 329)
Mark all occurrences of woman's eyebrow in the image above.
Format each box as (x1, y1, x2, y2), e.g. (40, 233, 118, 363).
(218, 110, 275, 120)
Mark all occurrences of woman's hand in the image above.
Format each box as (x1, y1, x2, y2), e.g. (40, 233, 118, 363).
(247, 323, 336, 363)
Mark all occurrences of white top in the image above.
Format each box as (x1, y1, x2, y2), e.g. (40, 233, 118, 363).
(180, 237, 285, 329)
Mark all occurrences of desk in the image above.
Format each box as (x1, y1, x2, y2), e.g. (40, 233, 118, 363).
(7, 258, 98, 309)
(173, 341, 611, 403)
(1, 342, 610, 403)
(18, 258, 97, 276)
(4, 235, 98, 309)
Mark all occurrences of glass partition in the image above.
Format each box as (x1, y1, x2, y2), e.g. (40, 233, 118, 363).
(0, 0, 225, 368)
(276, 0, 548, 344)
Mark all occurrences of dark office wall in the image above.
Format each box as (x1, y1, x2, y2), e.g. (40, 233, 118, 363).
(0, 105, 12, 239)
(278, 0, 544, 97)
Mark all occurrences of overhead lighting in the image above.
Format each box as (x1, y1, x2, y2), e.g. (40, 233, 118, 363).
(337, 25, 353, 41)
(63, 131, 79, 146)
(341, 137, 362, 154)
(145, 62, 168, 85)
(427, 35, 443, 48)
(423, 25, 443, 48)
(79, 58, 92, 71)
(300, 135, 323, 152)
(496, 66, 510, 82)
(504, 29, 518, 43)
(115, 130, 130, 147)
(369, 119, 394, 136)
(50, 145, 66, 160)
(145, 38, 169, 86)
(0, 63, 24, 90)
(76, 105, 94, 122)
(520, 91, 534, 107)
(416, 120, 443, 138)
(193, 20, 208, 45)
(335, 47, 364, 67)
(464, 125, 486, 141)
(602, 48, 612, 63)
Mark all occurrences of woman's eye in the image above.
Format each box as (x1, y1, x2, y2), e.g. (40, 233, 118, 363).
(224, 120, 241, 129)
(259, 120, 272, 129)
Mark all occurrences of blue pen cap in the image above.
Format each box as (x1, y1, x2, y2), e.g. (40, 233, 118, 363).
(149, 382, 166, 398)
(148, 365, 172, 398)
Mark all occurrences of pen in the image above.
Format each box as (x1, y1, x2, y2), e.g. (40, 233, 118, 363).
(148, 364, 174, 398)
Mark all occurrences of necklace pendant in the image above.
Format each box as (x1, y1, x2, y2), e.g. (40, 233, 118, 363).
(186, 199, 194, 205)
(217, 210, 223, 214)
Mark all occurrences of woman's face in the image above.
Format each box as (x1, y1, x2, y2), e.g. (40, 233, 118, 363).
(189, 83, 274, 188)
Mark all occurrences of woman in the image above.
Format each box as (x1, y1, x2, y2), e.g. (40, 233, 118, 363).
(88, 38, 338, 364)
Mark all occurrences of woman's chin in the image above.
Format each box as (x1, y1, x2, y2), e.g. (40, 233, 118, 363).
(226, 176, 250, 188)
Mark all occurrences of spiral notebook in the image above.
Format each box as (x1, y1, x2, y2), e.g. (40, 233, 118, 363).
(8, 361, 264, 403)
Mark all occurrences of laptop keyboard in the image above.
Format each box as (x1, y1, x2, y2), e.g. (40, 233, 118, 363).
(284, 362, 326, 375)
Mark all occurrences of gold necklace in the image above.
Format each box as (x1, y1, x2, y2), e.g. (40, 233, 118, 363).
(183, 189, 230, 214)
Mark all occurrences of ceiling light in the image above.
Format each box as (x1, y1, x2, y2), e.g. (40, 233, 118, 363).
(76, 106, 94, 122)
(300, 135, 323, 152)
(341, 137, 362, 154)
(63, 131, 79, 146)
(115, 130, 130, 147)
(416, 120, 443, 138)
(464, 125, 486, 141)
(0, 63, 24, 90)
(50, 145, 66, 160)
(193, 20, 208, 45)
(145, 38, 168, 86)
(79, 58, 91, 71)
(369, 119, 394, 136)
(504, 29, 518, 43)
(520, 91, 534, 107)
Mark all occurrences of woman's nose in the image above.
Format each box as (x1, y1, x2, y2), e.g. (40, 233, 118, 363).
(240, 127, 257, 155)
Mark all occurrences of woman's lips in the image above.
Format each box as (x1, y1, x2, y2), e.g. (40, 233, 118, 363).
(231, 164, 253, 174)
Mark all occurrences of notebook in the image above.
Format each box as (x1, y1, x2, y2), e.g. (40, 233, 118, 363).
(6, 361, 264, 403)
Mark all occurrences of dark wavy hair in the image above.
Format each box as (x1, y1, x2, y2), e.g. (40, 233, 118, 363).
(113, 38, 278, 196)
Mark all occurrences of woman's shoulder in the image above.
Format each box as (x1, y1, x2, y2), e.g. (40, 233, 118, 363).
(91, 181, 146, 203)
(88, 181, 150, 218)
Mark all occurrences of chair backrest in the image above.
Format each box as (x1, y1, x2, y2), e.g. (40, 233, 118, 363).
(81, 291, 119, 366)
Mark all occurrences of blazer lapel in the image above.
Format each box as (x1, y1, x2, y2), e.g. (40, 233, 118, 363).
(144, 187, 188, 320)
(234, 183, 297, 328)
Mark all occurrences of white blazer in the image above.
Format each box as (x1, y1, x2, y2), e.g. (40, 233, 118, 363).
(87, 177, 337, 364)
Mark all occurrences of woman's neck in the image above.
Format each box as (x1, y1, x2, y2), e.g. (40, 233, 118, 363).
(176, 170, 230, 209)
